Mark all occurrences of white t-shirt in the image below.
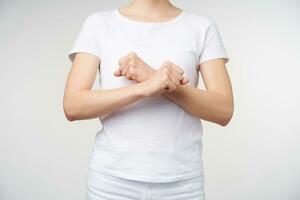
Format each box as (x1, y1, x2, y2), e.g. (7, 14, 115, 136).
(68, 8, 229, 183)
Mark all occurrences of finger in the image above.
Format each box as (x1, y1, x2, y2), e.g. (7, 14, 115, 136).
(121, 65, 130, 76)
(123, 59, 135, 76)
(180, 77, 189, 84)
(167, 80, 177, 92)
(119, 60, 131, 76)
(126, 68, 136, 80)
(171, 64, 184, 75)
(161, 82, 169, 92)
(168, 71, 181, 87)
(164, 79, 176, 93)
(118, 56, 131, 74)
(170, 69, 183, 84)
(114, 69, 122, 76)
(170, 68, 189, 85)
(118, 54, 130, 65)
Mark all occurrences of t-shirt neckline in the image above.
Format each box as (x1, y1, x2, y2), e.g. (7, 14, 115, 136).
(114, 8, 186, 26)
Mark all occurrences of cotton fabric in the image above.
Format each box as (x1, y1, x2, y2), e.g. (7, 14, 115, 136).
(68, 8, 229, 183)
(86, 167, 205, 200)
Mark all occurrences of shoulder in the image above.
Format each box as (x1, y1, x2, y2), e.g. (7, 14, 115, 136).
(84, 8, 116, 23)
(183, 10, 218, 31)
(78, 9, 116, 32)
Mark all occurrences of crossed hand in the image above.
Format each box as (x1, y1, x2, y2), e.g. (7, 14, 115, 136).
(113, 52, 189, 97)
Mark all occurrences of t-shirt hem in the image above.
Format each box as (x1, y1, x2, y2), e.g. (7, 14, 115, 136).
(68, 49, 101, 62)
(199, 54, 229, 65)
(88, 165, 204, 183)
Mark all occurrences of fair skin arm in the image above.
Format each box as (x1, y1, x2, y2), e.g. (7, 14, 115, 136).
(63, 52, 186, 121)
(63, 53, 147, 121)
(162, 59, 234, 126)
(115, 54, 234, 126)
(112, 1, 234, 126)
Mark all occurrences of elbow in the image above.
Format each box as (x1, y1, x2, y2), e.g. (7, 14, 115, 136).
(65, 113, 75, 122)
(63, 90, 87, 121)
(218, 103, 234, 127)
(63, 101, 78, 122)
(219, 115, 232, 127)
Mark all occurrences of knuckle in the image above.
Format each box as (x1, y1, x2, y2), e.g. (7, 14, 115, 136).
(125, 73, 131, 79)
(162, 74, 169, 81)
(128, 52, 137, 57)
(165, 64, 171, 69)
(126, 71, 132, 76)
(131, 59, 137, 66)
(176, 68, 184, 74)
(162, 79, 168, 85)
(163, 66, 171, 74)
(127, 69, 135, 76)
(163, 60, 172, 65)
(128, 67, 135, 73)
(127, 62, 134, 68)
(165, 69, 172, 75)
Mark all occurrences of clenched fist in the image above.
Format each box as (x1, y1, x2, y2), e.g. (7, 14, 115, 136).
(141, 61, 189, 97)
(114, 52, 155, 82)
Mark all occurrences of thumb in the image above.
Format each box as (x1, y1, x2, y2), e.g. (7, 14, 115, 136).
(114, 69, 122, 76)
(180, 77, 189, 84)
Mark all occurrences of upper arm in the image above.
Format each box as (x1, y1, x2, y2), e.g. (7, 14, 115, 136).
(62, 52, 100, 121)
(64, 13, 102, 102)
(64, 53, 100, 94)
(196, 16, 233, 103)
(198, 58, 233, 102)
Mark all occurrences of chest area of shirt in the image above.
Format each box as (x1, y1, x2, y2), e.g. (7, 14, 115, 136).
(99, 24, 200, 88)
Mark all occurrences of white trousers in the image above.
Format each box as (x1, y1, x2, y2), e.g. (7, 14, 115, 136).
(85, 169, 205, 200)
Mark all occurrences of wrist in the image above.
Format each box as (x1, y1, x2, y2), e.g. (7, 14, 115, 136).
(146, 67, 156, 79)
(133, 81, 150, 98)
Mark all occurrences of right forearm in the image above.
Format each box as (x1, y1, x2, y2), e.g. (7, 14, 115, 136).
(64, 82, 148, 121)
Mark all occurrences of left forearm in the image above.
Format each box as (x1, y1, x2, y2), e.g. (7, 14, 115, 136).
(115, 55, 233, 126)
(163, 84, 233, 126)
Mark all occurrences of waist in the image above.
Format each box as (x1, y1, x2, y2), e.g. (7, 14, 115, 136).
(90, 129, 204, 182)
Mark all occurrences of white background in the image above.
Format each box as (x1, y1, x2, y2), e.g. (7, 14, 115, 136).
(1, 0, 299, 199)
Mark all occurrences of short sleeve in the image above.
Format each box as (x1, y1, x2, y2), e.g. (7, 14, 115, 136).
(198, 18, 229, 65)
(68, 13, 101, 62)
